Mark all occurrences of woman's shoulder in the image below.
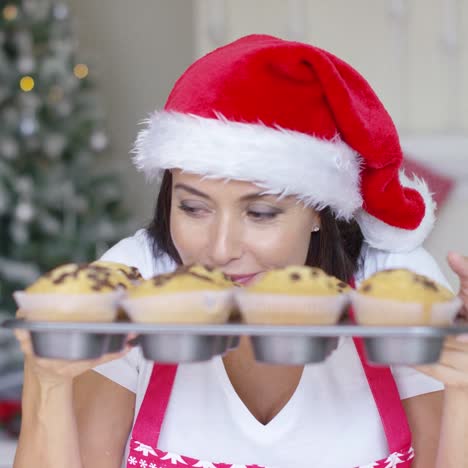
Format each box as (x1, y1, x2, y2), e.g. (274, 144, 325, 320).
(357, 242, 451, 289)
(99, 228, 177, 278)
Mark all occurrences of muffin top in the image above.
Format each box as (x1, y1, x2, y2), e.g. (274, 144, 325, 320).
(358, 268, 454, 303)
(247, 266, 350, 296)
(187, 264, 234, 287)
(91, 261, 143, 287)
(26, 262, 140, 294)
(128, 264, 235, 297)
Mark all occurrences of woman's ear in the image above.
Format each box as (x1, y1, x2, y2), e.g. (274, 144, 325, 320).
(312, 212, 321, 232)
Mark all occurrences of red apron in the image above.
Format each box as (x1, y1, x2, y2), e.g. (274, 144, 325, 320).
(125, 337, 414, 468)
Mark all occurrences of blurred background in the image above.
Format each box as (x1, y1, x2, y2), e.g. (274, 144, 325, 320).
(0, 0, 467, 464)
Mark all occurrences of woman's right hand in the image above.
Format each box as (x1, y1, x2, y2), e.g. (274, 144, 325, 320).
(13, 312, 137, 468)
(14, 311, 135, 386)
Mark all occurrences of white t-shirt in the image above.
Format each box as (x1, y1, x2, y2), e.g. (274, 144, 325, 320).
(94, 229, 447, 468)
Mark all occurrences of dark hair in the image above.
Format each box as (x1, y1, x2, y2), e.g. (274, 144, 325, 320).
(147, 171, 364, 282)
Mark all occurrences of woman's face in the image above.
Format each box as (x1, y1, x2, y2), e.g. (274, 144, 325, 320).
(170, 170, 320, 285)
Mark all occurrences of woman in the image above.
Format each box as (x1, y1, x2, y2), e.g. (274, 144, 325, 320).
(13, 35, 468, 468)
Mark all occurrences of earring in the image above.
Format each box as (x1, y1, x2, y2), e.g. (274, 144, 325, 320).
(312, 226, 320, 232)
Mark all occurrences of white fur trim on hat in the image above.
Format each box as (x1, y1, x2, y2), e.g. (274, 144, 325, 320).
(355, 172, 436, 253)
(132, 111, 363, 220)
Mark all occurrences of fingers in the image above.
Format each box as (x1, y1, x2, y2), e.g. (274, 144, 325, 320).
(14, 310, 34, 356)
(415, 336, 468, 386)
(439, 348, 468, 373)
(447, 252, 468, 319)
(13, 329, 33, 355)
(126, 335, 140, 348)
(125, 332, 138, 344)
(415, 363, 468, 386)
(25, 345, 133, 383)
(94, 346, 132, 366)
(414, 363, 443, 379)
(14, 327, 131, 375)
(444, 335, 468, 350)
(16, 309, 26, 319)
(448, 252, 468, 291)
(447, 252, 468, 275)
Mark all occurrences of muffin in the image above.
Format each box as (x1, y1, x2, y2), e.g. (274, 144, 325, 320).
(351, 268, 461, 326)
(25, 262, 140, 294)
(90, 261, 143, 321)
(235, 266, 351, 325)
(91, 261, 143, 287)
(14, 263, 126, 322)
(121, 264, 235, 324)
(187, 264, 234, 288)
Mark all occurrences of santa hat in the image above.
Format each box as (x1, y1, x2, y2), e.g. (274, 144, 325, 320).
(132, 34, 435, 253)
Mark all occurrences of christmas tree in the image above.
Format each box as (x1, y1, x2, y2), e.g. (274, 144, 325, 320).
(0, 0, 132, 317)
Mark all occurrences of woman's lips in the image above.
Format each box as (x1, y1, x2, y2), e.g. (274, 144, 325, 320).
(227, 273, 261, 286)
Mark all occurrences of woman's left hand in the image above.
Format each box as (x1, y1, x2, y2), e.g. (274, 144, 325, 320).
(415, 252, 468, 387)
(447, 252, 468, 318)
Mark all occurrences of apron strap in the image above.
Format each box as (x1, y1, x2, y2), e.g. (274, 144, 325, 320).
(352, 336, 412, 453)
(131, 363, 178, 445)
(349, 277, 412, 453)
(131, 278, 412, 454)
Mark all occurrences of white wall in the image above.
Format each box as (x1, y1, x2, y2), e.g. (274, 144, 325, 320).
(67, 0, 195, 227)
(195, 0, 468, 132)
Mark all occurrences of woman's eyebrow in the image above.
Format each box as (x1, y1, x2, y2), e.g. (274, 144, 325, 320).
(239, 192, 268, 201)
(174, 183, 267, 202)
(174, 183, 211, 199)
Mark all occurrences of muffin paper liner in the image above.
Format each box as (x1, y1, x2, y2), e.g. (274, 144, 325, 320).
(350, 290, 463, 326)
(13, 290, 124, 322)
(120, 290, 234, 324)
(234, 291, 349, 325)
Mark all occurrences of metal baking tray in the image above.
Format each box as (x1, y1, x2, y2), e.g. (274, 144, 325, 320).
(1, 319, 241, 363)
(3, 319, 468, 365)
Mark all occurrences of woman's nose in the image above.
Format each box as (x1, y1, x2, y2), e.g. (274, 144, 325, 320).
(208, 215, 243, 266)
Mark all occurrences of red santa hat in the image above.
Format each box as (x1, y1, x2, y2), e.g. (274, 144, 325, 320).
(132, 34, 435, 252)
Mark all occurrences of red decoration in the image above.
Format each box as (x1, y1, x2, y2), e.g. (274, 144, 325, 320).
(403, 157, 455, 209)
(0, 400, 21, 423)
(0, 400, 21, 437)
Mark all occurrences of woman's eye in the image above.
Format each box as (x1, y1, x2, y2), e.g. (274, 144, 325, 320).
(178, 204, 207, 216)
(248, 210, 279, 220)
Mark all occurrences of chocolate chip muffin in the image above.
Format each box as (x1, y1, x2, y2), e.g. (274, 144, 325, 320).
(26, 262, 139, 294)
(236, 266, 350, 325)
(352, 268, 460, 326)
(91, 261, 143, 287)
(89, 261, 143, 321)
(248, 266, 350, 295)
(121, 264, 235, 324)
(186, 264, 234, 288)
(128, 264, 233, 297)
(359, 269, 453, 303)
(14, 263, 125, 322)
